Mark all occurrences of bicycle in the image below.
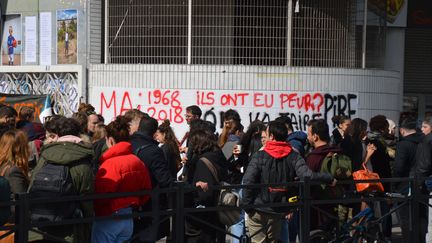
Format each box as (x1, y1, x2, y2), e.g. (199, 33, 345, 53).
(309, 192, 405, 243)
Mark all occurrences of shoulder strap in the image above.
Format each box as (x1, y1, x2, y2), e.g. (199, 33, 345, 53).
(200, 157, 219, 183)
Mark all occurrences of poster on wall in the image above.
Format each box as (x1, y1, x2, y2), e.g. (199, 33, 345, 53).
(25, 16, 37, 63)
(56, 9, 77, 64)
(92, 87, 359, 139)
(1, 14, 22, 66)
(40, 12, 52, 65)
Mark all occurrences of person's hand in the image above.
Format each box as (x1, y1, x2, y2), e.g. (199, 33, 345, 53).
(195, 181, 209, 192)
(233, 145, 241, 156)
(366, 143, 377, 156)
(330, 178, 337, 187)
(180, 152, 188, 164)
(286, 212, 293, 220)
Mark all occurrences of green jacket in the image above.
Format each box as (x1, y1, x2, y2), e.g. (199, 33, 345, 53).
(29, 141, 94, 243)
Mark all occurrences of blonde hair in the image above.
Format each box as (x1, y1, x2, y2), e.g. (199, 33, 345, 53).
(0, 130, 30, 178)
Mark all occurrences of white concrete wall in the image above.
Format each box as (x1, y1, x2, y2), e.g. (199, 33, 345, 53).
(88, 64, 402, 137)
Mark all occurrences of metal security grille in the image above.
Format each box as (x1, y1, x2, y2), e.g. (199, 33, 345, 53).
(292, 0, 356, 67)
(192, 0, 288, 66)
(107, 0, 188, 64)
(106, 0, 387, 68)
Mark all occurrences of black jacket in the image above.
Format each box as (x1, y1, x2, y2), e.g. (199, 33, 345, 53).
(130, 132, 174, 188)
(394, 132, 423, 178)
(2, 165, 28, 194)
(160, 144, 179, 179)
(415, 133, 432, 179)
(191, 149, 229, 206)
(242, 150, 333, 213)
(341, 136, 364, 172)
(366, 132, 392, 191)
(184, 148, 228, 241)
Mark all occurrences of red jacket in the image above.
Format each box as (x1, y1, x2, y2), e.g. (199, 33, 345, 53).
(94, 142, 152, 216)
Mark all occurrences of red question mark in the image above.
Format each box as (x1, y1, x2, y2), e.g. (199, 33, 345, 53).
(313, 93, 324, 112)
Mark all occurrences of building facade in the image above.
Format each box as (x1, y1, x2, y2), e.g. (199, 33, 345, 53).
(0, 0, 419, 136)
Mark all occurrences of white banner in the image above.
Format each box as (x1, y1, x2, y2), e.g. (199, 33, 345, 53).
(91, 87, 358, 139)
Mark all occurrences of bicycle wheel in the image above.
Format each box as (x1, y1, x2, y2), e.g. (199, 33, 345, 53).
(309, 229, 332, 243)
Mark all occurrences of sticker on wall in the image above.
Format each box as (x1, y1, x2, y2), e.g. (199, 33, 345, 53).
(56, 9, 77, 64)
(1, 14, 22, 66)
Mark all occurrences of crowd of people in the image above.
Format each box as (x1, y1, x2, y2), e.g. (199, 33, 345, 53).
(0, 102, 430, 243)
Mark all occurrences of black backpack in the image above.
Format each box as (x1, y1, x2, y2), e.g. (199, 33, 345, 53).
(29, 161, 78, 222)
(0, 176, 10, 226)
(265, 151, 298, 212)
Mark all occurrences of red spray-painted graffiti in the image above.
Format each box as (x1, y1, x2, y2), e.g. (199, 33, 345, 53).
(95, 88, 358, 137)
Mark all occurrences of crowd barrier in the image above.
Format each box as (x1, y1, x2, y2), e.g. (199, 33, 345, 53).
(0, 176, 429, 243)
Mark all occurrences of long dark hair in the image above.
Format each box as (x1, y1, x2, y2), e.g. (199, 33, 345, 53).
(348, 118, 368, 142)
(240, 120, 266, 155)
(157, 120, 181, 166)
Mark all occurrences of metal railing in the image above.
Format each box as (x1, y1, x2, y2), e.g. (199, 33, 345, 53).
(0, 176, 427, 243)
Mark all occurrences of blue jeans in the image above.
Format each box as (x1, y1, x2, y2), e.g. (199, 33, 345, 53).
(92, 207, 133, 243)
(280, 219, 289, 243)
(230, 187, 245, 243)
(230, 211, 245, 243)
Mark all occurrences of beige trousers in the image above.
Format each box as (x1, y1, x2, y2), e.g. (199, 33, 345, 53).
(246, 211, 281, 243)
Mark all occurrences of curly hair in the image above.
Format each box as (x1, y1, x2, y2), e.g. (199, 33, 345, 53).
(189, 129, 218, 156)
(106, 116, 130, 143)
(369, 115, 388, 134)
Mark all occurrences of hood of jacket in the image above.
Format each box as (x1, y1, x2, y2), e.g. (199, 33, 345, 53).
(130, 132, 158, 148)
(40, 141, 94, 165)
(99, 142, 133, 164)
(264, 140, 293, 159)
(288, 131, 307, 144)
(401, 132, 424, 144)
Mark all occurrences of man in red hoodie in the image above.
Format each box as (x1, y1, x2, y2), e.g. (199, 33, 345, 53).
(306, 119, 342, 231)
(242, 120, 335, 242)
